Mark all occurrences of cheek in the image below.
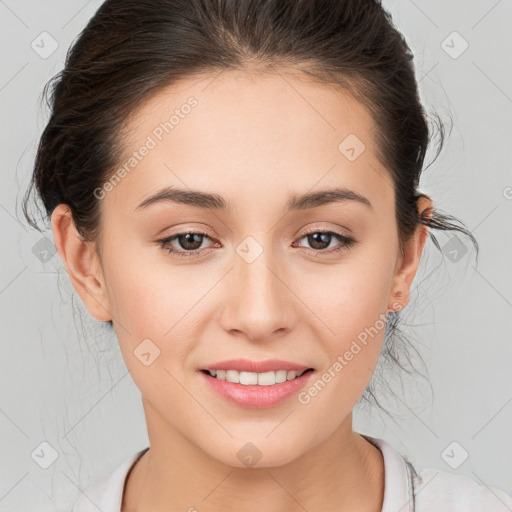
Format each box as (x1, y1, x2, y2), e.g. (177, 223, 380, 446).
(101, 247, 212, 372)
(102, 238, 191, 330)
(299, 248, 395, 336)
(103, 263, 195, 405)
(294, 244, 396, 385)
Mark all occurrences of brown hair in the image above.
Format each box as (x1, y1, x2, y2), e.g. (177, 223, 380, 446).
(23, 0, 478, 412)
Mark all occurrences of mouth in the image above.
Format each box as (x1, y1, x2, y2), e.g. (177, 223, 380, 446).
(200, 368, 314, 386)
(198, 360, 316, 408)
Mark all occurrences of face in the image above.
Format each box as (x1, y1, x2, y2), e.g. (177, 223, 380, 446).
(53, 69, 428, 468)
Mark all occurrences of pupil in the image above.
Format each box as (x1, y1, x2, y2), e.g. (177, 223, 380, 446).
(309, 233, 330, 250)
(180, 233, 202, 250)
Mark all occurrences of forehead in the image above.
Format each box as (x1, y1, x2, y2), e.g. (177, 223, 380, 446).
(107, 69, 394, 218)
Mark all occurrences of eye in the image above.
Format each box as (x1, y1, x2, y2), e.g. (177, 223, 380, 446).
(293, 230, 357, 255)
(157, 229, 357, 259)
(157, 231, 216, 258)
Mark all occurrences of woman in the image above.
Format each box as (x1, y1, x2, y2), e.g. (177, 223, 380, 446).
(23, 0, 511, 510)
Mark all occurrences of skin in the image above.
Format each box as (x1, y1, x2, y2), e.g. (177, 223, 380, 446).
(51, 68, 432, 511)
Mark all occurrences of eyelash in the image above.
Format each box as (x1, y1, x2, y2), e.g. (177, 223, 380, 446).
(157, 229, 357, 259)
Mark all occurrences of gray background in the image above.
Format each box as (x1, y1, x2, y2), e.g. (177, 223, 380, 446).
(1, 0, 511, 510)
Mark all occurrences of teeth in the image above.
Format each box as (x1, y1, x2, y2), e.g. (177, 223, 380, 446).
(206, 369, 308, 385)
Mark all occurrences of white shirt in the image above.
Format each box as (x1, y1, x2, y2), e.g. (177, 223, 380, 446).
(71, 434, 512, 511)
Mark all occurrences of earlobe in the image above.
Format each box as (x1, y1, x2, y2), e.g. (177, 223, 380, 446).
(51, 204, 112, 322)
(388, 196, 433, 312)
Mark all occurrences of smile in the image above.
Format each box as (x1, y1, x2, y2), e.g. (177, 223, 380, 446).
(201, 368, 312, 386)
(199, 366, 315, 408)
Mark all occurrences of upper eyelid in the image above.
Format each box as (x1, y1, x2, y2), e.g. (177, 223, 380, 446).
(158, 228, 354, 249)
(158, 227, 351, 240)
(159, 222, 353, 238)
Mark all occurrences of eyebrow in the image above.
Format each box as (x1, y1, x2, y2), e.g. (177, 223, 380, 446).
(135, 185, 373, 213)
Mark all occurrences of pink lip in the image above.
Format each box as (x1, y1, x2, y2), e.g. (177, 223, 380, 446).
(201, 358, 312, 373)
(199, 371, 313, 409)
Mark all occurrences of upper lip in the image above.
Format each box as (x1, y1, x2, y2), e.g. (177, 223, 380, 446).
(201, 358, 313, 373)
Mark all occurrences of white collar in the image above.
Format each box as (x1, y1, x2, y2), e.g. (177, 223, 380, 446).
(362, 434, 416, 512)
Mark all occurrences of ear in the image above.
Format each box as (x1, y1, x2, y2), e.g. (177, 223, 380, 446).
(388, 195, 433, 313)
(51, 204, 112, 322)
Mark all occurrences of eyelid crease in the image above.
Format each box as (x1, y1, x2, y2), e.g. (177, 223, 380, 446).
(156, 228, 357, 258)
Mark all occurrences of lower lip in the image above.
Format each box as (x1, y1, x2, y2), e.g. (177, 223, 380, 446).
(199, 370, 314, 409)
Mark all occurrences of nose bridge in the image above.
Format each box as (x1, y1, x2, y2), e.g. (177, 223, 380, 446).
(221, 234, 294, 340)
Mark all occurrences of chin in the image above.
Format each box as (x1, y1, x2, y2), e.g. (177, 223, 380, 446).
(206, 435, 307, 469)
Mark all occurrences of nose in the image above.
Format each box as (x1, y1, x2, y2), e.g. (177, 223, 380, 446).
(219, 238, 296, 342)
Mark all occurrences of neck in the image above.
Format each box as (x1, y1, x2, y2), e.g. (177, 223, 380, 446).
(122, 405, 384, 512)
